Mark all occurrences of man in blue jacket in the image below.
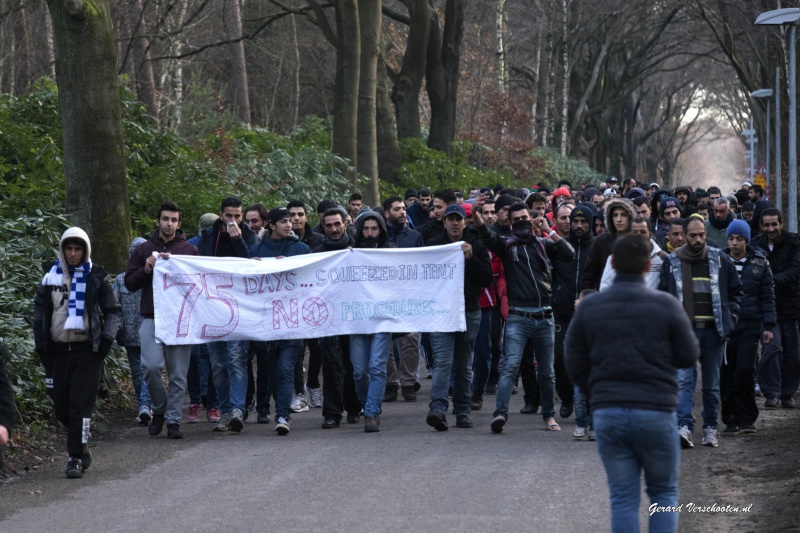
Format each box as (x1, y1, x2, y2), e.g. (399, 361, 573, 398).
(659, 214, 742, 449)
(566, 234, 699, 533)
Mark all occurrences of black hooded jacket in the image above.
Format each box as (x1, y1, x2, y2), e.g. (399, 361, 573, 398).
(427, 226, 492, 311)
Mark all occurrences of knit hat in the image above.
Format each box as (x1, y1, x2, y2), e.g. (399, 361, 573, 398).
(660, 196, 679, 213)
(727, 219, 751, 243)
(625, 187, 646, 199)
(570, 204, 595, 222)
(404, 188, 418, 200)
(552, 186, 571, 199)
(494, 194, 516, 212)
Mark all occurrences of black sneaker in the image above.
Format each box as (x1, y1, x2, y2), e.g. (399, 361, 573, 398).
(383, 384, 398, 402)
(782, 397, 797, 409)
(722, 425, 741, 436)
(764, 397, 780, 409)
(456, 415, 473, 429)
(740, 424, 757, 433)
(485, 383, 498, 395)
(426, 410, 448, 432)
(167, 423, 184, 439)
(148, 414, 165, 436)
(346, 412, 360, 424)
(520, 403, 538, 414)
(66, 458, 83, 479)
(228, 409, 244, 432)
(257, 412, 270, 424)
(321, 417, 340, 429)
(470, 395, 483, 411)
(490, 415, 506, 434)
(559, 402, 573, 418)
(402, 385, 417, 402)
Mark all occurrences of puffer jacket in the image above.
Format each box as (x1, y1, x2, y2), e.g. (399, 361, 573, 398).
(721, 245, 776, 330)
(249, 229, 311, 258)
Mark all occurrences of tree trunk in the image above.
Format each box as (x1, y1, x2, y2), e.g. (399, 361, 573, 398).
(357, 0, 380, 204)
(224, 0, 251, 124)
(333, 0, 360, 180)
(559, 0, 568, 156)
(390, 0, 431, 140)
(20, 0, 33, 92)
(45, 6, 57, 79)
(46, 0, 132, 272)
(126, 0, 159, 122)
(496, 0, 507, 142)
(376, 42, 401, 183)
(291, 14, 300, 129)
(426, 0, 467, 154)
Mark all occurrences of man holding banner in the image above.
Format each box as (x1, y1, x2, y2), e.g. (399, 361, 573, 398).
(425, 204, 492, 431)
(125, 200, 198, 440)
(249, 207, 311, 435)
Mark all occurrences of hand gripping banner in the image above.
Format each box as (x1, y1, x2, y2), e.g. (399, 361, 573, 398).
(152, 243, 466, 344)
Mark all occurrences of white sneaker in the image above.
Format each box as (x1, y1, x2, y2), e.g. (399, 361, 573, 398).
(291, 393, 309, 413)
(573, 427, 588, 440)
(275, 417, 290, 435)
(702, 427, 719, 448)
(308, 387, 323, 408)
(678, 425, 693, 449)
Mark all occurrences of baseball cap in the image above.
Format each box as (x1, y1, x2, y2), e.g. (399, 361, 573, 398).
(268, 207, 291, 225)
(444, 204, 466, 219)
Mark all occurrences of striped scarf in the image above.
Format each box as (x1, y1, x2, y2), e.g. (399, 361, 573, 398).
(42, 259, 92, 330)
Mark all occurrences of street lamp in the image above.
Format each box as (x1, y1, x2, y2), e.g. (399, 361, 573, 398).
(755, 7, 800, 232)
(751, 88, 773, 197)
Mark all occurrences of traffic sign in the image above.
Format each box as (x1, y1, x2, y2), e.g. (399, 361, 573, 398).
(754, 174, 766, 188)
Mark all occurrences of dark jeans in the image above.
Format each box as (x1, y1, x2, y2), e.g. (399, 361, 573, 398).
(758, 318, 800, 401)
(520, 342, 540, 407)
(488, 314, 504, 387)
(320, 335, 361, 421)
(306, 338, 322, 389)
(188, 343, 218, 408)
(430, 310, 482, 416)
(554, 315, 574, 406)
(46, 344, 101, 458)
(472, 307, 499, 397)
(721, 320, 761, 427)
(260, 339, 304, 420)
(252, 342, 276, 415)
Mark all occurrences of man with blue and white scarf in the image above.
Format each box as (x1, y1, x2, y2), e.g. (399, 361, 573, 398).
(34, 226, 121, 479)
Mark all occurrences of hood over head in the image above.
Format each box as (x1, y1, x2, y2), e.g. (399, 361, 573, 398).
(354, 209, 389, 248)
(603, 198, 636, 236)
(129, 237, 147, 258)
(59, 226, 92, 267)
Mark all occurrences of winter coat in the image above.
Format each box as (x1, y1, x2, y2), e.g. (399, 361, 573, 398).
(752, 230, 800, 319)
(249, 229, 311, 258)
(387, 223, 424, 249)
(298, 223, 324, 250)
(658, 246, 743, 340)
(196, 219, 257, 258)
(427, 227, 493, 311)
(552, 230, 594, 319)
(720, 245, 776, 330)
(565, 274, 700, 412)
(599, 239, 665, 291)
(581, 198, 636, 290)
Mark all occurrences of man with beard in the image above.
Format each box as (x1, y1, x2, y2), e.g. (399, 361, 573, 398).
(472, 196, 575, 433)
(674, 186, 697, 218)
(752, 208, 800, 410)
(419, 189, 457, 243)
(706, 197, 735, 248)
(407, 187, 433, 228)
(382, 196, 424, 402)
(425, 204, 492, 430)
(659, 215, 742, 448)
(314, 207, 362, 428)
(551, 204, 595, 419)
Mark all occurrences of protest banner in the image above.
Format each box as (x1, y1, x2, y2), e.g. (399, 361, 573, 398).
(152, 243, 466, 344)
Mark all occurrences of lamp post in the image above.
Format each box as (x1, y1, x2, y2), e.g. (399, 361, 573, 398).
(756, 8, 799, 232)
(776, 67, 782, 213)
(752, 89, 773, 195)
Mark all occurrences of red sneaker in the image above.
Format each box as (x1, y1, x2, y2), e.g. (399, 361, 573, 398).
(206, 407, 221, 423)
(186, 404, 201, 423)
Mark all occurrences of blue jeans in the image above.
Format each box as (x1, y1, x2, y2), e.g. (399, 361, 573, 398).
(494, 314, 555, 420)
(594, 408, 680, 533)
(677, 328, 724, 431)
(350, 333, 392, 417)
(758, 319, 800, 401)
(259, 340, 303, 420)
(574, 384, 591, 429)
(430, 310, 482, 416)
(125, 345, 151, 409)
(208, 340, 249, 414)
(187, 343, 218, 408)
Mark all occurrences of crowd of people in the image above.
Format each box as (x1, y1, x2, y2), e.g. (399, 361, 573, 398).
(30, 176, 798, 499)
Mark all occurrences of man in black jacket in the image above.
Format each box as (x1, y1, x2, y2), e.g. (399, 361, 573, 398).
(566, 234, 699, 533)
(472, 196, 575, 433)
(314, 207, 361, 428)
(551, 204, 595, 419)
(752, 208, 800, 410)
(419, 189, 456, 243)
(720, 220, 776, 434)
(425, 204, 492, 430)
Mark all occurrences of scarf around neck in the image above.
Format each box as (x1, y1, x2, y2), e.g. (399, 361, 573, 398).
(42, 259, 92, 330)
(674, 244, 707, 320)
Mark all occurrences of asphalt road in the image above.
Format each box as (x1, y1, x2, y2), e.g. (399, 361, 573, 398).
(0, 378, 777, 533)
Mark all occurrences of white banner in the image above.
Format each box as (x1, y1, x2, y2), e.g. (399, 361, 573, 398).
(152, 243, 466, 344)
